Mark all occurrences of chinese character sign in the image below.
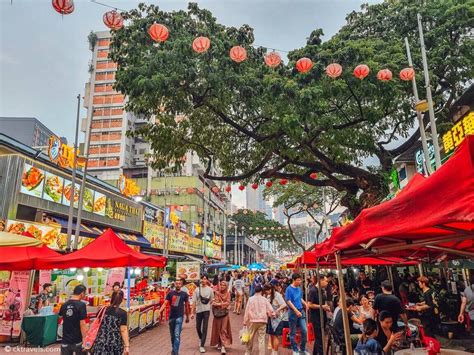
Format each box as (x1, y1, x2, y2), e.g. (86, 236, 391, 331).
(442, 112, 474, 153)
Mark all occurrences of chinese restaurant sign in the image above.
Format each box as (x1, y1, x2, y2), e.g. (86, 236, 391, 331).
(442, 112, 474, 153)
(48, 136, 85, 169)
(118, 175, 140, 197)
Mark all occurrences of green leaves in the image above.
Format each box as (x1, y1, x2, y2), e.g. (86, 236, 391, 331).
(110, 0, 473, 217)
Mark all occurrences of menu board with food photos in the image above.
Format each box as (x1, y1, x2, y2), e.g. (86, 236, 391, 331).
(20, 163, 45, 198)
(176, 261, 200, 281)
(93, 191, 106, 216)
(82, 187, 94, 213)
(6, 219, 65, 250)
(62, 179, 80, 208)
(42, 171, 64, 203)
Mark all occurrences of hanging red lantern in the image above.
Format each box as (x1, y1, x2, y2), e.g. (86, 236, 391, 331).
(103, 10, 124, 30)
(264, 51, 281, 68)
(353, 64, 370, 80)
(399, 67, 415, 81)
(295, 58, 313, 73)
(225, 185, 232, 193)
(186, 187, 194, 194)
(230, 46, 247, 63)
(251, 183, 259, 190)
(310, 172, 318, 180)
(211, 186, 220, 193)
(377, 69, 392, 81)
(148, 23, 169, 43)
(238, 185, 245, 191)
(326, 63, 342, 79)
(192, 36, 210, 53)
(265, 181, 273, 188)
(279, 179, 288, 185)
(52, 0, 74, 15)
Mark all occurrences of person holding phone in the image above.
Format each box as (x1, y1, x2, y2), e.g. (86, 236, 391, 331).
(376, 311, 402, 354)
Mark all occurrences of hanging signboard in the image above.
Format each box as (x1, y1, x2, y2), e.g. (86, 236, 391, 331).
(442, 111, 474, 153)
(0, 271, 31, 337)
(176, 261, 200, 281)
(48, 136, 85, 169)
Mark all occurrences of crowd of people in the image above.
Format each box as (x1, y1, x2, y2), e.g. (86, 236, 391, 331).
(56, 267, 473, 355)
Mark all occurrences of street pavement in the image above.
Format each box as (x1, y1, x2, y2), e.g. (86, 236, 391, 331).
(0, 310, 303, 354)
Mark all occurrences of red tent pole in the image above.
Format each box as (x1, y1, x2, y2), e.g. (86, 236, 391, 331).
(335, 252, 352, 354)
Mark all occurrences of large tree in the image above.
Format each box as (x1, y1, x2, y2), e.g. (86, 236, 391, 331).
(110, 1, 473, 217)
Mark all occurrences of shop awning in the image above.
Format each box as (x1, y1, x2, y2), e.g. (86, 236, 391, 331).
(312, 135, 474, 261)
(53, 217, 151, 248)
(0, 231, 43, 247)
(299, 251, 418, 268)
(0, 245, 61, 270)
(36, 229, 167, 269)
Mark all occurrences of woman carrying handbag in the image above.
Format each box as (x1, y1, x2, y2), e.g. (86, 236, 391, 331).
(92, 290, 130, 355)
(210, 281, 232, 354)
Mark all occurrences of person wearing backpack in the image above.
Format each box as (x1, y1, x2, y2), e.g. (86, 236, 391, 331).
(191, 274, 214, 353)
(92, 290, 129, 355)
(59, 284, 88, 355)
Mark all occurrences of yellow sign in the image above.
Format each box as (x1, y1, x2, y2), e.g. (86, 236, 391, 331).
(48, 136, 85, 169)
(118, 175, 140, 197)
(442, 112, 474, 153)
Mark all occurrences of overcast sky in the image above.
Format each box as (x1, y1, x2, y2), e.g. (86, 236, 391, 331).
(0, 0, 380, 208)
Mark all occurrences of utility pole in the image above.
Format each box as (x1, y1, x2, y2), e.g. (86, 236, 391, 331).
(66, 94, 81, 252)
(163, 174, 169, 258)
(404, 37, 433, 175)
(234, 224, 238, 265)
(417, 14, 442, 169)
(223, 213, 227, 262)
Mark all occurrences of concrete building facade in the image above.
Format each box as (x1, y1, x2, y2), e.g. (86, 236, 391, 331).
(0, 117, 61, 148)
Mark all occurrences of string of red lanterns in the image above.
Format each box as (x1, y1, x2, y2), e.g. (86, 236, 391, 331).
(52, 0, 74, 15)
(103, 10, 124, 31)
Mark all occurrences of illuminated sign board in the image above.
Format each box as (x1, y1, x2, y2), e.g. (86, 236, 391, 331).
(442, 112, 474, 153)
(48, 136, 85, 169)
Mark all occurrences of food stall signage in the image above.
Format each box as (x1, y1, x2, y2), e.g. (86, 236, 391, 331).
(106, 200, 140, 221)
(118, 174, 140, 197)
(48, 136, 85, 169)
(442, 111, 474, 153)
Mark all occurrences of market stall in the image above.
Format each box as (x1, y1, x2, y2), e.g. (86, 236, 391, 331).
(309, 136, 474, 354)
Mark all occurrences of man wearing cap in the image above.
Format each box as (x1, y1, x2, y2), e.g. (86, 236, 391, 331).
(373, 280, 408, 331)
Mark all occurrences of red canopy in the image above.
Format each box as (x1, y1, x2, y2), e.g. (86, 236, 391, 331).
(313, 135, 474, 260)
(0, 245, 60, 270)
(36, 229, 167, 269)
(298, 251, 418, 268)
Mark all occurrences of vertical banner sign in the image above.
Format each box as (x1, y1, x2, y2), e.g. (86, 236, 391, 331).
(105, 268, 126, 295)
(39, 270, 52, 288)
(0, 271, 31, 337)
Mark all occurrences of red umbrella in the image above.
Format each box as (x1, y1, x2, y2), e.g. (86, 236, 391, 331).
(37, 229, 166, 269)
(0, 245, 60, 270)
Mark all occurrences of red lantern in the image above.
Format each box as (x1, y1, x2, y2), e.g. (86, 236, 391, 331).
(353, 64, 370, 80)
(310, 172, 318, 180)
(238, 185, 245, 191)
(192, 36, 210, 53)
(279, 179, 288, 185)
(225, 185, 232, 193)
(52, 0, 74, 15)
(265, 181, 273, 188)
(264, 51, 281, 68)
(377, 69, 392, 81)
(295, 58, 313, 73)
(103, 10, 124, 31)
(148, 23, 169, 43)
(211, 186, 220, 193)
(399, 67, 415, 81)
(326, 63, 342, 79)
(251, 183, 259, 190)
(186, 187, 194, 194)
(230, 46, 247, 63)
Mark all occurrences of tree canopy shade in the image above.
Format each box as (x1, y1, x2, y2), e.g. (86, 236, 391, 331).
(110, 1, 474, 217)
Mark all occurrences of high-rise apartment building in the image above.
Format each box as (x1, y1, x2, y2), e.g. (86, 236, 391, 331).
(83, 31, 134, 181)
(246, 185, 272, 219)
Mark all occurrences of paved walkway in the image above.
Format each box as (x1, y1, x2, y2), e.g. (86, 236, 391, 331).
(0, 311, 303, 355)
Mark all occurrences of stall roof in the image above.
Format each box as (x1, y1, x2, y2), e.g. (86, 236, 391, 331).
(0, 231, 42, 247)
(36, 229, 166, 269)
(0, 245, 60, 270)
(313, 135, 474, 260)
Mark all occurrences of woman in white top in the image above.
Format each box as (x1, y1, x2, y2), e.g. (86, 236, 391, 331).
(264, 283, 288, 355)
(354, 294, 375, 331)
(232, 274, 244, 315)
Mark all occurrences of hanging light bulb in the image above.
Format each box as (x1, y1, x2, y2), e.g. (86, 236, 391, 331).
(97, 267, 104, 272)
(76, 274, 84, 281)
(83, 267, 90, 272)
(69, 268, 77, 272)
(134, 267, 141, 275)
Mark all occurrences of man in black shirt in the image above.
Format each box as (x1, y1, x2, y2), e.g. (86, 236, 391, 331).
(373, 280, 408, 331)
(159, 279, 190, 355)
(308, 274, 330, 355)
(334, 298, 358, 347)
(416, 276, 440, 336)
(356, 271, 373, 295)
(59, 285, 87, 355)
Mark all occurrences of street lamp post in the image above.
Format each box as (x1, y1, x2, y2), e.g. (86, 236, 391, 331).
(417, 14, 442, 169)
(66, 94, 81, 252)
